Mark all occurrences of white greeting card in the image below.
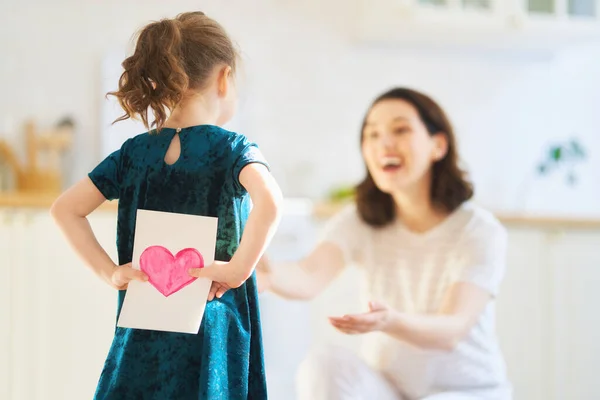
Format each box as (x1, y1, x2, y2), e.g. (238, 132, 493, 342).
(117, 209, 218, 334)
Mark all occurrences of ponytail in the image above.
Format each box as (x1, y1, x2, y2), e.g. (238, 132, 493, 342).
(108, 19, 189, 132)
(108, 12, 238, 133)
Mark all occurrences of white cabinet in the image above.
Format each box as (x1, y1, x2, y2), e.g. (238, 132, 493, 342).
(0, 212, 12, 400)
(354, 0, 600, 55)
(496, 227, 600, 399)
(1, 208, 118, 400)
(2, 207, 600, 399)
(544, 230, 600, 399)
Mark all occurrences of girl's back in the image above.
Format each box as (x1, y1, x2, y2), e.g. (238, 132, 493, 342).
(51, 11, 282, 400)
(90, 125, 269, 399)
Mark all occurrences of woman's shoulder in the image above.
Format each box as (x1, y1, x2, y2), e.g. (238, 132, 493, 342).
(322, 203, 370, 234)
(330, 203, 364, 224)
(455, 202, 507, 239)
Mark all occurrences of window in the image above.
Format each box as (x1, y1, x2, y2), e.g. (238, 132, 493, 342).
(528, 0, 555, 13)
(569, 0, 596, 16)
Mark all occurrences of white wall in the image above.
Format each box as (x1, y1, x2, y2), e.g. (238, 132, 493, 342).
(2, 2, 600, 398)
(1, 0, 599, 216)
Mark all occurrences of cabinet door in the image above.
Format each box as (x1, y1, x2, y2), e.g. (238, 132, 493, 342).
(546, 230, 600, 399)
(0, 211, 12, 400)
(31, 211, 118, 400)
(499, 227, 600, 399)
(9, 211, 41, 400)
(5, 209, 118, 400)
(496, 228, 551, 400)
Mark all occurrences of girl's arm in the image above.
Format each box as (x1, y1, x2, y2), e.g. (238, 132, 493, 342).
(189, 163, 283, 288)
(50, 178, 147, 289)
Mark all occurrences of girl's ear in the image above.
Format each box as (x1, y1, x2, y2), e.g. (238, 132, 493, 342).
(217, 66, 232, 98)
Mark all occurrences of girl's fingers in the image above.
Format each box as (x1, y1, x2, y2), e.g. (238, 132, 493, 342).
(188, 265, 219, 280)
(207, 282, 230, 301)
(215, 284, 229, 298)
(132, 269, 149, 281)
(207, 284, 218, 301)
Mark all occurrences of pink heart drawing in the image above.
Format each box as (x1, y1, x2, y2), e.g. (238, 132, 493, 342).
(139, 246, 204, 297)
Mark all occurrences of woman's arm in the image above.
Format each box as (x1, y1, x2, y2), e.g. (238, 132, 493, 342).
(50, 177, 147, 289)
(257, 204, 363, 300)
(385, 282, 490, 350)
(331, 220, 508, 351)
(258, 241, 346, 300)
(330, 282, 491, 351)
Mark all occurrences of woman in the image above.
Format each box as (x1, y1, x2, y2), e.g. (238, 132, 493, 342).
(258, 88, 512, 400)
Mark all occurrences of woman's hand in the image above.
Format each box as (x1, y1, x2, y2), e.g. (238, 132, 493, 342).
(329, 301, 393, 335)
(110, 262, 148, 290)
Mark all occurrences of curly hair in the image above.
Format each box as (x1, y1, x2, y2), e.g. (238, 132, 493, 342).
(107, 11, 238, 132)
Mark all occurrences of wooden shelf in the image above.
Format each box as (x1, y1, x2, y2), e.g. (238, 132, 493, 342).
(495, 214, 600, 230)
(1, 194, 598, 230)
(313, 201, 600, 230)
(0, 192, 117, 211)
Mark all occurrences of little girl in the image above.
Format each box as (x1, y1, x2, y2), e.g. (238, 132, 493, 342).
(51, 11, 282, 399)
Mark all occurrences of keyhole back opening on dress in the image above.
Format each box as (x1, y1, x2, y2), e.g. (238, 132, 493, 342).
(164, 128, 182, 166)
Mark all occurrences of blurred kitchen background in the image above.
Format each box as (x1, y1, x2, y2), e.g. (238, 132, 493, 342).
(1, 0, 600, 399)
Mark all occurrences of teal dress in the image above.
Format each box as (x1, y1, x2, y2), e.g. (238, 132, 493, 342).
(88, 125, 269, 400)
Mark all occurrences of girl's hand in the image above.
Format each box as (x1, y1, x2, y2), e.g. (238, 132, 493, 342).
(207, 281, 230, 301)
(193, 257, 271, 300)
(188, 260, 249, 290)
(329, 301, 393, 335)
(111, 262, 229, 300)
(110, 262, 148, 290)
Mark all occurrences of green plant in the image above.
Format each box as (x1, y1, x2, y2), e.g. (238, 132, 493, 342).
(328, 185, 355, 202)
(536, 138, 587, 185)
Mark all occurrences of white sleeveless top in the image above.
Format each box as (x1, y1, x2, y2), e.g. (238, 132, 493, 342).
(319, 201, 511, 398)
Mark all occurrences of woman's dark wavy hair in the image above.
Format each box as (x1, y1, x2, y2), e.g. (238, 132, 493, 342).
(355, 87, 474, 227)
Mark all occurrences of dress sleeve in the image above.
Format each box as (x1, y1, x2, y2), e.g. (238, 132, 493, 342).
(230, 134, 270, 193)
(457, 221, 508, 297)
(88, 148, 122, 201)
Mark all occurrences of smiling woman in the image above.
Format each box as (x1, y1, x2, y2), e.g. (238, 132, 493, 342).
(355, 88, 473, 228)
(257, 87, 512, 400)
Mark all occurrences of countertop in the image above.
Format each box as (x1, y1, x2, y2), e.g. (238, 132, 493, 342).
(1, 193, 599, 229)
(0, 192, 117, 211)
